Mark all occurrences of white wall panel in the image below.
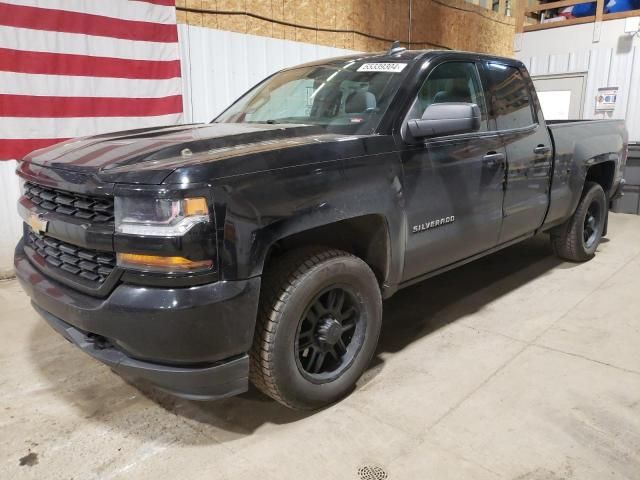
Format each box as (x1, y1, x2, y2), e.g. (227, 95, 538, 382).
(625, 48, 640, 140)
(608, 45, 635, 120)
(0, 161, 20, 277)
(548, 52, 570, 74)
(178, 25, 357, 123)
(568, 50, 591, 73)
(517, 19, 640, 140)
(0, 27, 357, 273)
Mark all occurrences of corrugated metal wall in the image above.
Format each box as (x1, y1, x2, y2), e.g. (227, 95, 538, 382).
(519, 48, 640, 142)
(0, 26, 356, 273)
(516, 20, 640, 143)
(0, 160, 21, 277)
(179, 25, 356, 123)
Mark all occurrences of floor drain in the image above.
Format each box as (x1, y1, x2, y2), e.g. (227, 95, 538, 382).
(357, 464, 388, 480)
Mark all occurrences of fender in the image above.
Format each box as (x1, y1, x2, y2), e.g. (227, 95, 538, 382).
(211, 149, 407, 292)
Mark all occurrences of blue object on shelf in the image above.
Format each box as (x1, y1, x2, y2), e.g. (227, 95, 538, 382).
(606, 0, 640, 13)
(573, 1, 597, 16)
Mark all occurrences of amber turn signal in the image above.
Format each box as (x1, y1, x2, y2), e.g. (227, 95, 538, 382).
(183, 197, 209, 216)
(117, 253, 212, 273)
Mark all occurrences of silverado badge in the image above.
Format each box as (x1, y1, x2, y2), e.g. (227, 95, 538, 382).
(412, 215, 455, 234)
(28, 213, 48, 234)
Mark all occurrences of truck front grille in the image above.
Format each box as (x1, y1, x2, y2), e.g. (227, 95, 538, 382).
(27, 229, 116, 285)
(24, 182, 114, 223)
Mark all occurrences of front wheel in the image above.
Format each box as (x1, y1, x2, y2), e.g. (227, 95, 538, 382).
(250, 247, 382, 410)
(551, 181, 607, 262)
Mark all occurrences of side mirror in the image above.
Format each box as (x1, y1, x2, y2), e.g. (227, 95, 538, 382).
(407, 103, 481, 139)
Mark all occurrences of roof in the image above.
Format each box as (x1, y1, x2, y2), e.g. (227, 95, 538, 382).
(289, 49, 524, 71)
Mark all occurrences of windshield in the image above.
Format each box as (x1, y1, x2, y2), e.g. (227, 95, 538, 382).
(214, 60, 409, 134)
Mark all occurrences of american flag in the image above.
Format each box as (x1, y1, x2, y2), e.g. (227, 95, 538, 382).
(0, 0, 183, 161)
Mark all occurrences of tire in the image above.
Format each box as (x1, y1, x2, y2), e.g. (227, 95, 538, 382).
(551, 181, 607, 262)
(250, 246, 382, 410)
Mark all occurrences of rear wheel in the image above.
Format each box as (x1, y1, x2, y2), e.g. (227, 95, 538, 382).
(250, 247, 382, 410)
(551, 181, 607, 262)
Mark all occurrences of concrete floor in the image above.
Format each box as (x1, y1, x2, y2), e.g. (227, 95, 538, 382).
(1, 213, 640, 480)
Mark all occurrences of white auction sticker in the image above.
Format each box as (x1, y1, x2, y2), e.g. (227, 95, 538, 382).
(357, 63, 407, 73)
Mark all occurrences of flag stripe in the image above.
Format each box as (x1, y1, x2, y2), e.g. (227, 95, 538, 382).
(0, 94, 183, 118)
(2, 114, 185, 139)
(0, 72, 181, 98)
(0, 48, 181, 79)
(0, 26, 180, 62)
(0, 138, 69, 160)
(0, 2, 178, 43)
(6, 0, 176, 25)
(0, 1, 182, 160)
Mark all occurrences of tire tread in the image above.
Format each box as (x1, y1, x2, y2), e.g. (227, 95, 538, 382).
(551, 181, 606, 262)
(249, 246, 358, 409)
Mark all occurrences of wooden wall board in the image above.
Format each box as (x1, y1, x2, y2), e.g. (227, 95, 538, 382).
(178, 0, 515, 56)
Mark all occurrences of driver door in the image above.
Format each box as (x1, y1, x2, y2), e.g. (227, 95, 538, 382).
(400, 60, 506, 281)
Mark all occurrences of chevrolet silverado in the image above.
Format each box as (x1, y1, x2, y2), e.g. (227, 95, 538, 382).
(15, 47, 627, 409)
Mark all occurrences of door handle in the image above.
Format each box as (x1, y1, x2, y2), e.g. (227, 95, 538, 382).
(482, 152, 505, 168)
(534, 145, 551, 155)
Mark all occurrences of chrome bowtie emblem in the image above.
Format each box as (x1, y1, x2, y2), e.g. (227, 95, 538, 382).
(28, 213, 48, 234)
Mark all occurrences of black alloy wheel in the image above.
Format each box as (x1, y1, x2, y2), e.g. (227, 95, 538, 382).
(250, 247, 382, 410)
(295, 286, 364, 382)
(582, 200, 602, 249)
(551, 181, 607, 262)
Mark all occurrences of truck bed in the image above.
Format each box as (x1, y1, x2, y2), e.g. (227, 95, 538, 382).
(544, 118, 627, 228)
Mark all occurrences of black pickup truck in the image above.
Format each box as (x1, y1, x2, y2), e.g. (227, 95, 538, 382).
(15, 48, 627, 409)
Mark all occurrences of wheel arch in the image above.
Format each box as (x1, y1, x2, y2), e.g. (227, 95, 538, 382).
(562, 154, 621, 225)
(261, 214, 392, 288)
(585, 159, 616, 197)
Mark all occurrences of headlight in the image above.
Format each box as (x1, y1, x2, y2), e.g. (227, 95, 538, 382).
(115, 196, 213, 273)
(115, 196, 209, 237)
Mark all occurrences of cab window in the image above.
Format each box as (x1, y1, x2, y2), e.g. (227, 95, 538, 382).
(407, 61, 488, 132)
(484, 63, 536, 130)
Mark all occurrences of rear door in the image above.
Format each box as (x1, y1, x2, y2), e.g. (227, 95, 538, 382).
(481, 62, 553, 243)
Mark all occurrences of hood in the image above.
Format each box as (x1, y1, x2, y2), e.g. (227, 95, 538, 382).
(23, 122, 356, 185)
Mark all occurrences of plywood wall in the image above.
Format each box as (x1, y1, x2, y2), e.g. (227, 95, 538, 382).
(176, 0, 515, 56)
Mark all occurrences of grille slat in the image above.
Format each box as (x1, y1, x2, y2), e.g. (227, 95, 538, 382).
(80, 271, 100, 282)
(24, 182, 114, 223)
(77, 251, 96, 261)
(61, 264, 81, 275)
(55, 206, 76, 216)
(44, 246, 61, 258)
(45, 256, 63, 268)
(58, 244, 78, 255)
(79, 260, 99, 272)
(27, 230, 116, 286)
(98, 266, 114, 276)
(60, 254, 80, 265)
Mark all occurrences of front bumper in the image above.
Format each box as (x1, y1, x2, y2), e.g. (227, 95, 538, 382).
(15, 241, 260, 400)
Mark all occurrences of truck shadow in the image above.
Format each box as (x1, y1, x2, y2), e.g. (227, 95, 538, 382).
(377, 234, 566, 355)
(28, 234, 573, 443)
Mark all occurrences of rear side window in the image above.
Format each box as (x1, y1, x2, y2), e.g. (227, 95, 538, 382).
(484, 63, 535, 130)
